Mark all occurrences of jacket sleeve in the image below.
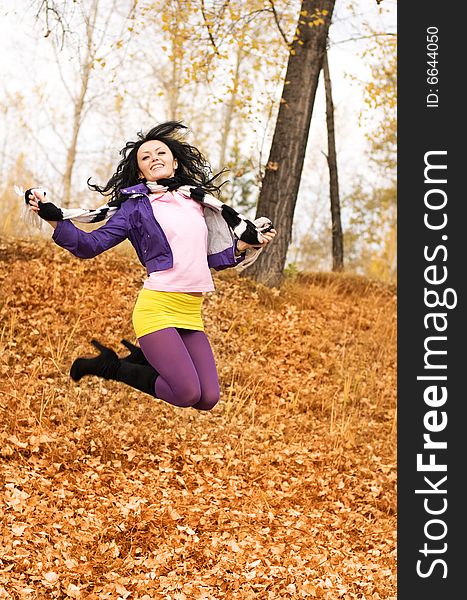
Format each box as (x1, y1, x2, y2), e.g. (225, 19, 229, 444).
(52, 207, 129, 259)
(233, 239, 246, 267)
(207, 239, 246, 271)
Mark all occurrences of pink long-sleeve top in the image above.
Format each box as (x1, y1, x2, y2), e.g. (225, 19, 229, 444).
(143, 189, 215, 293)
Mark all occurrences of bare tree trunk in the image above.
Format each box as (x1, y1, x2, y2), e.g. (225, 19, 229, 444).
(244, 0, 335, 287)
(243, 0, 336, 287)
(166, 0, 184, 120)
(62, 0, 99, 207)
(323, 50, 344, 271)
(62, 65, 92, 206)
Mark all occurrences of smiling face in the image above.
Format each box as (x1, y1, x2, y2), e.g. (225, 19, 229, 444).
(137, 140, 178, 182)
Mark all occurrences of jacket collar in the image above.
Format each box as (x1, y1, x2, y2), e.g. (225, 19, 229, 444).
(120, 182, 150, 196)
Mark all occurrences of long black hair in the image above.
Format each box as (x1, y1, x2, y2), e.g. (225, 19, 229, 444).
(87, 121, 226, 203)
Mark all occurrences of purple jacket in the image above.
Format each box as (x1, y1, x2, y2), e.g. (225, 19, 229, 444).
(52, 186, 244, 274)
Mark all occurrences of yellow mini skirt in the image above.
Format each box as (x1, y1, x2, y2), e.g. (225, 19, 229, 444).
(132, 288, 204, 338)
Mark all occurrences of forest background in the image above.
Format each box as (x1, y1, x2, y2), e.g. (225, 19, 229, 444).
(0, 0, 396, 282)
(0, 2, 397, 598)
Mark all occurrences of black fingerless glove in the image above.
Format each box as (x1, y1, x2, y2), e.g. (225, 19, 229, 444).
(24, 188, 63, 221)
(37, 201, 63, 221)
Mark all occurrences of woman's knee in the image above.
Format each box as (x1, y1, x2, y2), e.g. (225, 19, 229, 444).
(192, 389, 220, 411)
(172, 378, 202, 408)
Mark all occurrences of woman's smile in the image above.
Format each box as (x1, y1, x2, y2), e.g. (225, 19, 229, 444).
(137, 140, 178, 181)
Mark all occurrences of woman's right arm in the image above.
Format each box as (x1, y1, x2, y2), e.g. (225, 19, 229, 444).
(28, 190, 129, 259)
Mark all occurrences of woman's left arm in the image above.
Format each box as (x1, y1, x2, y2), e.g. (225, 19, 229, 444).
(235, 229, 277, 256)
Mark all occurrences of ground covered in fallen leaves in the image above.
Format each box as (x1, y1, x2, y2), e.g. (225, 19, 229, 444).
(0, 238, 396, 600)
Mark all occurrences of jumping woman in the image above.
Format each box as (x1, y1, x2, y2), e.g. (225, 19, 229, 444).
(25, 121, 276, 411)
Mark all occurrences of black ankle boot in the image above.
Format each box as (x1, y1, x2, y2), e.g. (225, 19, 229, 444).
(120, 339, 148, 366)
(70, 340, 120, 381)
(70, 339, 158, 397)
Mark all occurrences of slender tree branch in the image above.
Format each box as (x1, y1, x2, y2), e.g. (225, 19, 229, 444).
(35, 0, 68, 49)
(19, 115, 63, 177)
(200, 0, 221, 56)
(267, 0, 291, 48)
(333, 32, 396, 46)
(52, 43, 75, 103)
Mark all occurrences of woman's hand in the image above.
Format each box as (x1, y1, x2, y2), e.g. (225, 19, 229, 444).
(236, 229, 277, 253)
(26, 189, 59, 229)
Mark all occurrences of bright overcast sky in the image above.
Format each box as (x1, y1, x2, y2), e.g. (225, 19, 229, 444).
(1, 0, 396, 256)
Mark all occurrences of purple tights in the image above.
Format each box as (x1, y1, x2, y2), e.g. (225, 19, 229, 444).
(138, 328, 220, 411)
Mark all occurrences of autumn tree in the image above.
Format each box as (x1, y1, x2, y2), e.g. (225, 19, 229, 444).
(322, 49, 343, 272)
(131, 0, 298, 212)
(61, 0, 100, 207)
(24, 0, 337, 232)
(243, 0, 336, 287)
(345, 31, 396, 281)
(28, 0, 138, 206)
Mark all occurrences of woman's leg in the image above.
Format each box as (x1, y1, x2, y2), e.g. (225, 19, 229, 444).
(177, 329, 220, 411)
(71, 328, 220, 410)
(138, 328, 220, 411)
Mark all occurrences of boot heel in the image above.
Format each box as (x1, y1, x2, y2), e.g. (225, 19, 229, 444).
(91, 339, 112, 354)
(120, 339, 147, 365)
(121, 339, 138, 352)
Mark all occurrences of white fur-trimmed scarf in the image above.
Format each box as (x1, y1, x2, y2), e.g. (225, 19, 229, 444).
(17, 181, 273, 271)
